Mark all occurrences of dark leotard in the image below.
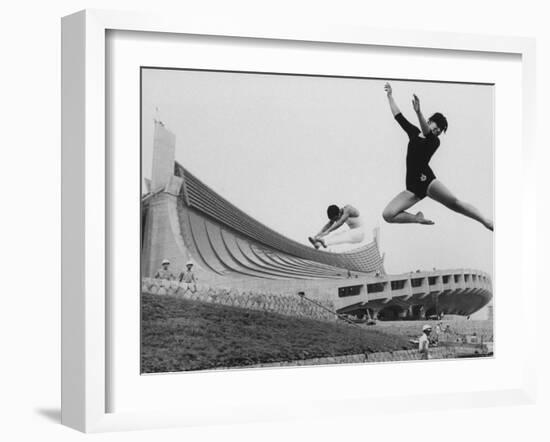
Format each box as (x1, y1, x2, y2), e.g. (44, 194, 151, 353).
(395, 113, 440, 198)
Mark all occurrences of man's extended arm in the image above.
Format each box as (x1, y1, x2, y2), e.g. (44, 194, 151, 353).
(315, 220, 334, 238)
(317, 209, 351, 237)
(412, 94, 431, 136)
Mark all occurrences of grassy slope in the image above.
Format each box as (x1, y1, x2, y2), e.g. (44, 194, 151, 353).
(141, 293, 413, 373)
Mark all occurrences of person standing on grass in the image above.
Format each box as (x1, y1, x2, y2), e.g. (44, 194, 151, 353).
(382, 82, 493, 231)
(419, 324, 432, 360)
(179, 261, 197, 293)
(154, 258, 175, 280)
(433, 321, 443, 345)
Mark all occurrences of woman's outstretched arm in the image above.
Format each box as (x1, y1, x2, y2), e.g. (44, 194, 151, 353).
(412, 94, 431, 136)
(387, 83, 421, 138)
(385, 83, 401, 116)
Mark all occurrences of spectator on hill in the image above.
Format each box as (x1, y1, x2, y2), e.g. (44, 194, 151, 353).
(419, 324, 432, 360)
(179, 261, 197, 293)
(432, 321, 443, 345)
(154, 259, 175, 280)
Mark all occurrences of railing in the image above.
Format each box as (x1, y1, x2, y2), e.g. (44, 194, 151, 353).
(142, 278, 338, 322)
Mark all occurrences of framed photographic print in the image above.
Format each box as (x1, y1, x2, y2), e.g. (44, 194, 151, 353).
(61, 9, 537, 433)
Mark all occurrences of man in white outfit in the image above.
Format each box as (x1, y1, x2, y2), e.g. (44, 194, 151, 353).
(154, 259, 175, 280)
(308, 204, 365, 249)
(178, 261, 197, 293)
(419, 324, 432, 360)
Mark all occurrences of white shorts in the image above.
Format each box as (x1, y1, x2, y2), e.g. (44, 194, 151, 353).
(324, 228, 365, 247)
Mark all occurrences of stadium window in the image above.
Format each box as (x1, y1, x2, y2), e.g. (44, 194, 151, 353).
(411, 278, 424, 288)
(391, 280, 406, 290)
(442, 275, 450, 284)
(454, 275, 461, 283)
(428, 276, 438, 285)
(338, 285, 363, 298)
(367, 282, 386, 294)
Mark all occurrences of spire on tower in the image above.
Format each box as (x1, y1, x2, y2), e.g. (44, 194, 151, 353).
(154, 106, 165, 126)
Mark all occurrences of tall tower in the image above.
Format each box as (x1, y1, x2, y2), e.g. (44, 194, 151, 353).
(141, 121, 186, 277)
(151, 120, 175, 191)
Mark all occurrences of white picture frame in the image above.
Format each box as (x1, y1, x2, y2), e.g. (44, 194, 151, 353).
(61, 9, 537, 433)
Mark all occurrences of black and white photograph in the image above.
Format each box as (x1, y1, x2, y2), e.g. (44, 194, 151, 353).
(3, 0, 548, 438)
(140, 67, 494, 374)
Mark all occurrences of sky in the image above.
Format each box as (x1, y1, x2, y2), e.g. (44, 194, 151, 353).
(141, 68, 494, 279)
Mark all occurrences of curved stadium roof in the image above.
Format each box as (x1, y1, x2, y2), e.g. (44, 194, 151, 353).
(174, 162, 385, 276)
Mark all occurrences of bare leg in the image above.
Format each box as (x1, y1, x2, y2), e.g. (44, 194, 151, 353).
(427, 180, 493, 231)
(382, 190, 434, 225)
(323, 228, 365, 247)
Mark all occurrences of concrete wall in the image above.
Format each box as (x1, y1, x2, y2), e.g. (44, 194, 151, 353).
(141, 192, 188, 277)
(142, 278, 338, 322)
(218, 346, 485, 370)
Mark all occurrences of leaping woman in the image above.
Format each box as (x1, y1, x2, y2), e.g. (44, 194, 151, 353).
(382, 82, 493, 231)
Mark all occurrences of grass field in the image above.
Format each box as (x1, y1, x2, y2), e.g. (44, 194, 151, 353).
(141, 293, 414, 373)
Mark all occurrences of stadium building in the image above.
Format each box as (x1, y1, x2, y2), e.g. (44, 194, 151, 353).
(141, 122, 492, 321)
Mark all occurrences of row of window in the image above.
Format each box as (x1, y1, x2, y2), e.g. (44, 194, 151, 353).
(338, 274, 490, 297)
